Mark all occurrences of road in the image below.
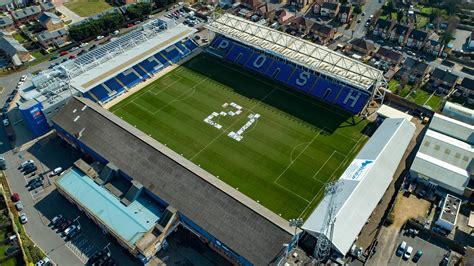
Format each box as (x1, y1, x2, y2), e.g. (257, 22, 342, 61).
(338, 0, 385, 39)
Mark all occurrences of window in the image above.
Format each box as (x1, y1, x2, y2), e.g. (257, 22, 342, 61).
(444, 149, 451, 155)
(455, 153, 461, 159)
(463, 156, 469, 162)
(424, 141, 430, 147)
(434, 145, 440, 151)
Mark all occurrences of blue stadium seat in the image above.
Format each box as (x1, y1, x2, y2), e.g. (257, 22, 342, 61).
(244, 53, 273, 74)
(104, 78, 125, 93)
(335, 87, 370, 113)
(133, 65, 149, 79)
(210, 36, 234, 57)
(140, 58, 162, 74)
(311, 79, 342, 103)
(161, 46, 182, 63)
(89, 85, 110, 102)
(184, 39, 198, 51)
(225, 44, 252, 65)
(287, 69, 318, 93)
(83, 92, 97, 102)
(263, 60, 294, 83)
(116, 71, 141, 89)
(154, 53, 170, 67)
(175, 42, 190, 55)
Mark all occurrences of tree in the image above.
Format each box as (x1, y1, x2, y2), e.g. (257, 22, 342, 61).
(69, 13, 124, 42)
(386, 0, 395, 15)
(353, 5, 362, 15)
(127, 3, 152, 20)
(396, 10, 404, 22)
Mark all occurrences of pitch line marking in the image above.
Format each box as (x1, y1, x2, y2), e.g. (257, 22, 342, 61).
(273, 130, 322, 184)
(274, 182, 311, 203)
(310, 150, 336, 183)
(190, 87, 277, 161)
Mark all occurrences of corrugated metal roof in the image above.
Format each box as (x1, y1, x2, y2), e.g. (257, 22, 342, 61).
(430, 113, 474, 144)
(303, 118, 415, 255)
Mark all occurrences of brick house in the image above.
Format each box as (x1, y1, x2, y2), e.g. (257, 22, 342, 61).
(396, 57, 430, 84)
(37, 28, 69, 48)
(40, 1, 56, 12)
(0, 33, 32, 66)
(312, 0, 326, 14)
(374, 46, 403, 66)
(427, 68, 459, 96)
(373, 19, 394, 39)
(11, 6, 41, 25)
(0, 16, 15, 32)
(407, 29, 428, 49)
(38, 12, 64, 31)
(320, 2, 340, 17)
(310, 22, 335, 44)
(338, 4, 352, 24)
(389, 23, 410, 45)
(455, 78, 474, 99)
(348, 38, 375, 55)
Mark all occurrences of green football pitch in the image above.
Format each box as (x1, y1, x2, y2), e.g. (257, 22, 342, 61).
(110, 54, 369, 219)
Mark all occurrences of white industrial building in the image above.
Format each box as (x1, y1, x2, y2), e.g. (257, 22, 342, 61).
(303, 118, 416, 256)
(410, 113, 473, 196)
(435, 194, 461, 232)
(442, 101, 474, 125)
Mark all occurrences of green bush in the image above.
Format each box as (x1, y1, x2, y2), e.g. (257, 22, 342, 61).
(69, 12, 125, 42)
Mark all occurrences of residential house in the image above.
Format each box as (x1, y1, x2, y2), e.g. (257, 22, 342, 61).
(374, 46, 403, 66)
(407, 29, 428, 49)
(338, 4, 352, 24)
(312, 0, 325, 14)
(11, 6, 41, 25)
(348, 38, 375, 55)
(466, 31, 474, 50)
(275, 9, 294, 24)
(373, 19, 394, 39)
(320, 2, 340, 17)
(396, 57, 429, 83)
(310, 22, 335, 44)
(0, 16, 15, 32)
(424, 33, 443, 57)
(289, 0, 313, 10)
(390, 23, 410, 45)
(455, 78, 474, 100)
(40, 1, 56, 12)
(13, 0, 27, 7)
(37, 28, 69, 48)
(240, 0, 262, 8)
(286, 16, 313, 35)
(427, 68, 459, 95)
(0, 0, 14, 11)
(0, 33, 32, 66)
(38, 12, 63, 31)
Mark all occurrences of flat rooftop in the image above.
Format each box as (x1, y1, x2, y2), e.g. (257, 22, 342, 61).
(57, 167, 162, 246)
(70, 24, 196, 92)
(441, 194, 461, 224)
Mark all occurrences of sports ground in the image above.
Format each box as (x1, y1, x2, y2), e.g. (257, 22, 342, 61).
(110, 54, 369, 219)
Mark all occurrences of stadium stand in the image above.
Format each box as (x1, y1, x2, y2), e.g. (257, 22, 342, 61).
(184, 39, 198, 51)
(175, 42, 190, 55)
(161, 46, 183, 63)
(89, 85, 110, 102)
(104, 78, 125, 93)
(139, 58, 162, 75)
(132, 65, 150, 79)
(209, 35, 373, 113)
(116, 70, 141, 89)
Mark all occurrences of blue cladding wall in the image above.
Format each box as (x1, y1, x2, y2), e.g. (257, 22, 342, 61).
(20, 102, 50, 136)
(210, 36, 371, 113)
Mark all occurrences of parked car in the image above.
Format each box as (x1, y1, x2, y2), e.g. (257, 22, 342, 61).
(413, 250, 423, 262)
(59, 51, 68, 56)
(58, 219, 72, 232)
(88, 250, 111, 264)
(66, 225, 81, 240)
(69, 54, 76, 59)
(19, 160, 34, 170)
(15, 201, 23, 211)
(64, 224, 79, 237)
(28, 179, 43, 191)
(20, 75, 27, 81)
(396, 241, 406, 256)
(50, 167, 63, 176)
(403, 246, 413, 260)
(69, 47, 79, 52)
(113, 30, 119, 35)
(51, 214, 63, 227)
(23, 165, 37, 175)
(11, 193, 20, 202)
(96, 35, 104, 41)
(52, 217, 65, 228)
(80, 42, 88, 48)
(3, 118, 9, 127)
(19, 213, 28, 224)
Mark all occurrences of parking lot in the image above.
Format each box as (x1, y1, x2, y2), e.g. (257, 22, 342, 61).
(388, 232, 449, 266)
(3, 134, 141, 265)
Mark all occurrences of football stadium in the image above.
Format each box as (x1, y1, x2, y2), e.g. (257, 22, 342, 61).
(17, 13, 416, 265)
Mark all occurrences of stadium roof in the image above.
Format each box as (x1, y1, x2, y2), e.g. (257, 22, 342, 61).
(206, 13, 383, 90)
(376, 104, 413, 121)
(52, 97, 293, 265)
(303, 118, 415, 255)
(69, 24, 196, 92)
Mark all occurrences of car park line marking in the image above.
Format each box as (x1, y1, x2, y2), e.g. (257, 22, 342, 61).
(66, 241, 89, 264)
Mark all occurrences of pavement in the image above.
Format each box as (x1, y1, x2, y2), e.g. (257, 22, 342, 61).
(53, 0, 85, 24)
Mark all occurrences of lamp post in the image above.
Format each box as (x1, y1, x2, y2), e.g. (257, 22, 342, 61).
(289, 218, 304, 249)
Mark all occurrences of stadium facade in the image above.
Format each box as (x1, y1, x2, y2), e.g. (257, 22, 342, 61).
(205, 14, 385, 114)
(17, 18, 199, 136)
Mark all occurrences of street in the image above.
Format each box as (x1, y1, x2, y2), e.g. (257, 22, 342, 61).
(338, 0, 385, 39)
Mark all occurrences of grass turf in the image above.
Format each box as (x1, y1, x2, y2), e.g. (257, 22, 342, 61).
(64, 0, 112, 17)
(110, 54, 368, 219)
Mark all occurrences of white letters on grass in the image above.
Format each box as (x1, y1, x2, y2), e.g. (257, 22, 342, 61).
(204, 102, 260, 142)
